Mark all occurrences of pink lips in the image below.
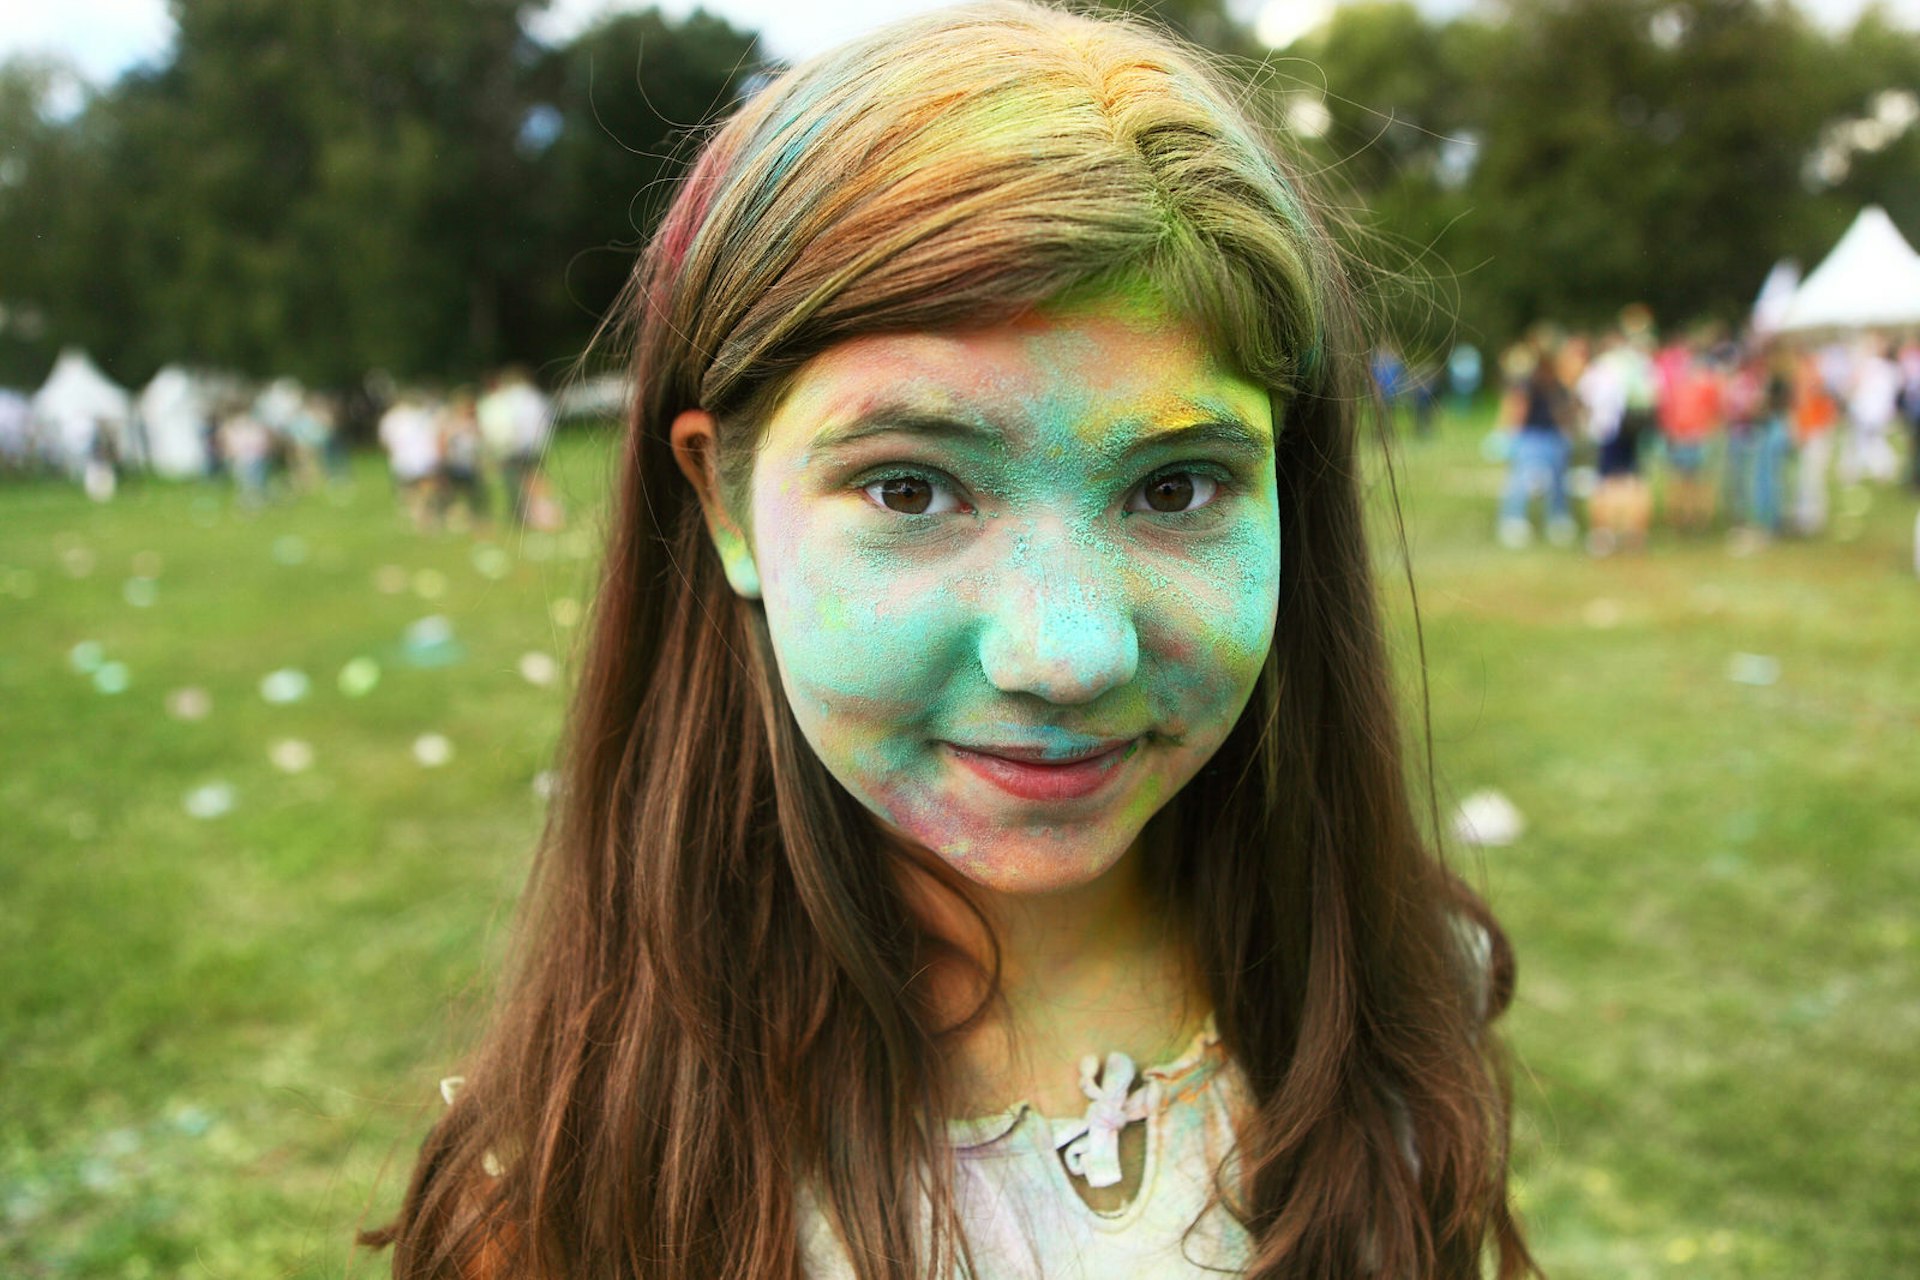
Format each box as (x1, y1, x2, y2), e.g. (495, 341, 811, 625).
(945, 740, 1137, 802)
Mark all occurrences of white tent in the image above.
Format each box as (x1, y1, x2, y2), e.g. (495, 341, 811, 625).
(1775, 206, 1920, 333)
(1749, 258, 1801, 336)
(0, 389, 29, 466)
(30, 348, 136, 472)
(138, 366, 214, 478)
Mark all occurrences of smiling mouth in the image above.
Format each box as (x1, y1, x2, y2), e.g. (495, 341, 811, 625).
(942, 738, 1139, 802)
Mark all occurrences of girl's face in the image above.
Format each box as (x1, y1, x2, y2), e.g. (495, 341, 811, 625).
(739, 292, 1280, 895)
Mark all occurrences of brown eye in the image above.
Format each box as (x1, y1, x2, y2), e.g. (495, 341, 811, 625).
(873, 475, 934, 514)
(857, 472, 964, 517)
(1144, 473, 1196, 513)
(1128, 471, 1220, 515)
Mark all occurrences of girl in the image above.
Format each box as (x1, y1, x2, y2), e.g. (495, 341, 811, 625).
(370, 3, 1533, 1276)
(1495, 339, 1577, 550)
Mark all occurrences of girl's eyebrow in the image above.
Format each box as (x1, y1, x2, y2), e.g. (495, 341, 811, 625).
(807, 404, 1272, 459)
(1125, 417, 1272, 459)
(808, 408, 1001, 456)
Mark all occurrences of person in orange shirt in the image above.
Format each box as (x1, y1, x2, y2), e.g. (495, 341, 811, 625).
(1657, 341, 1723, 533)
(1792, 349, 1839, 535)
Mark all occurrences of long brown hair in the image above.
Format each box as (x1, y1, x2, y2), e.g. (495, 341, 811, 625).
(369, 3, 1534, 1276)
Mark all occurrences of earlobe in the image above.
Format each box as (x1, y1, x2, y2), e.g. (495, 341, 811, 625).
(712, 525, 762, 599)
(668, 409, 762, 600)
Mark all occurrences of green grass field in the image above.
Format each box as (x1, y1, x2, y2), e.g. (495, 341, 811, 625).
(2, 415, 1915, 1277)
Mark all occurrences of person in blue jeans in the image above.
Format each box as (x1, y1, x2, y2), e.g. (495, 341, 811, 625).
(1748, 353, 1796, 535)
(1497, 342, 1576, 548)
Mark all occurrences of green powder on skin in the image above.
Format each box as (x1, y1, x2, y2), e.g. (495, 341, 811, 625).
(736, 289, 1281, 894)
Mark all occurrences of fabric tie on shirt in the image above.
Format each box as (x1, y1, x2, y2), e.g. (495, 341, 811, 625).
(1053, 1051, 1152, 1188)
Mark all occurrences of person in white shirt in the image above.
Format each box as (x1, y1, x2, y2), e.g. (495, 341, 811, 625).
(477, 367, 554, 526)
(1842, 336, 1901, 485)
(378, 393, 443, 530)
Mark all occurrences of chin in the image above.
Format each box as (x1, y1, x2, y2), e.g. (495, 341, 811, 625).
(924, 827, 1139, 897)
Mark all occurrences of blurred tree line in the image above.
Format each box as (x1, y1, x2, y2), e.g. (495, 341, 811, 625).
(0, 0, 760, 387)
(0, 0, 1915, 390)
(1287, 0, 1920, 357)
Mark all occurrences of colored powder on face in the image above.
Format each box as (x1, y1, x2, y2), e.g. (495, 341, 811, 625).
(736, 291, 1280, 897)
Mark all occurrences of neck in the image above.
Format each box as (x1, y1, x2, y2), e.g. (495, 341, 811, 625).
(894, 832, 1210, 1116)
(979, 848, 1171, 991)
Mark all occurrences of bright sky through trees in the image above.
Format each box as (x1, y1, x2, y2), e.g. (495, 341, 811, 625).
(5, 0, 1915, 382)
(7, 0, 1919, 82)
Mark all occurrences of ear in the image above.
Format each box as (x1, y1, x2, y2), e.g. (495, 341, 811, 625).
(669, 409, 761, 599)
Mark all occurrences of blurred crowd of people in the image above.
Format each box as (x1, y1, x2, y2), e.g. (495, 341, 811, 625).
(0, 355, 564, 533)
(373, 369, 560, 532)
(1485, 308, 1920, 555)
(210, 378, 348, 507)
(12, 325, 1915, 561)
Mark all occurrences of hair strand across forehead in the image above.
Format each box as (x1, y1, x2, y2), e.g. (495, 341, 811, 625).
(642, 1, 1328, 428)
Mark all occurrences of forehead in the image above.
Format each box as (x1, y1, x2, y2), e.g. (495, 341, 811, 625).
(761, 298, 1273, 453)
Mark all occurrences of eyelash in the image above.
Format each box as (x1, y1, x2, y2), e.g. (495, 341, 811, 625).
(1126, 466, 1230, 517)
(857, 467, 973, 516)
(852, 464, 1233, 518)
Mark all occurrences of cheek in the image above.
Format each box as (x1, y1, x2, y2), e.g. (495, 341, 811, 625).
(755, 495, 968, 743)
(1141, 511, 1281, 728)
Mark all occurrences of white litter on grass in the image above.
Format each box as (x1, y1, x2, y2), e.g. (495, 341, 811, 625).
(412, 734, 454, 767)
(518, 651, 558, 687)
(122, 577, 158, 608)
(472, 545, 512, 580)
(269, 738, 315, 773)
(171, 1105, 212, 1137)
(69, 640, 105, 674)
(166, 686, 212, 721)
(183, 782, 236, 819)
(259, 668, 312, 704)
(337, 657, 381, 698)
(1689, 584, 1729, 615)
(374, 564, 409, 595)
(1452, 789, 1525, 848)
(1727, 653, 1781, 687)
(412, 569, 449, 601)
(531, 770, 557, 801)
(549, 597, 582, 629)
(92, 662, 130, 694)
(404, 615, 454, 645)
(1582, 598, 1623, 629)
(401, 615, 462, 668)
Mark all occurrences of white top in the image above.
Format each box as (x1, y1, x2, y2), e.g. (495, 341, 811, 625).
(477, 382, 553, 457)
(379, 405, 441, 480)
(797, 1016, 1255, 1279)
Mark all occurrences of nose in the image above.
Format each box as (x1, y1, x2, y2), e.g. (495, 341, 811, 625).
(977, 528, 1138, 705)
